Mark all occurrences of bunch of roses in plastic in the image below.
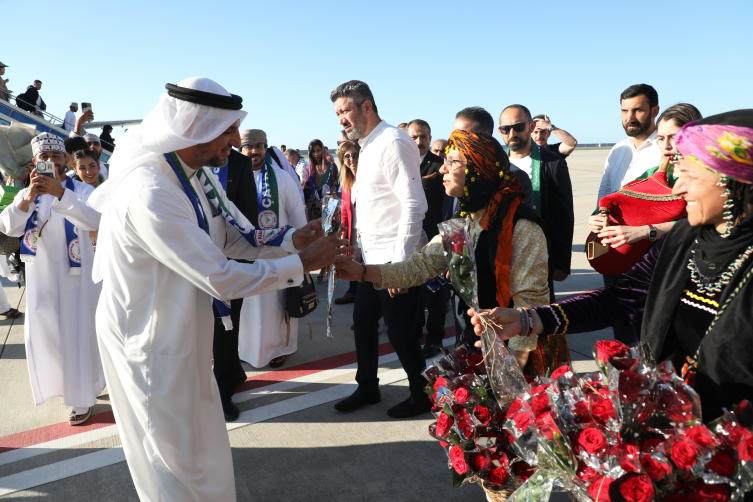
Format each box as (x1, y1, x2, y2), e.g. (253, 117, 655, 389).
(423, 344, 535, 492)
(508, 339, 753, 502)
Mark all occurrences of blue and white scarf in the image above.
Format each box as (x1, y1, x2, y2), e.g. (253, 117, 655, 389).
(165, 152, 292, 330)
(20, 177, 82, 275)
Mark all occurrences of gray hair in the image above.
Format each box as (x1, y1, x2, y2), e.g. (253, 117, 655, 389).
(330, 80, 378, 114)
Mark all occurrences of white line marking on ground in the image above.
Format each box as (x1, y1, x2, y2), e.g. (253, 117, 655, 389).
(0, 338, 456, 495)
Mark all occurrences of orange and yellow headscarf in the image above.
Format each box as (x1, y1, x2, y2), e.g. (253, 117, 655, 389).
(447, 129, 525, 308)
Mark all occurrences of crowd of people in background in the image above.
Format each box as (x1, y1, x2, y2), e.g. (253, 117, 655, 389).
(1, 73, 751, 502)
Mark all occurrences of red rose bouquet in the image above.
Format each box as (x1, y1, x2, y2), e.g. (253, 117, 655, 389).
(502, 340, 753, 502)
(423, 343, 537, 497)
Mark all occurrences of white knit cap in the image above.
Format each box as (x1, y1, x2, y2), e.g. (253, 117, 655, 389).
(31, 132, 66, 156)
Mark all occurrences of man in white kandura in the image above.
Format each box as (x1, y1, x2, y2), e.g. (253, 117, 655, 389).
(0, 132, 103, 426)
(236, 129, 307, 369)
(87, 77, 352, 502)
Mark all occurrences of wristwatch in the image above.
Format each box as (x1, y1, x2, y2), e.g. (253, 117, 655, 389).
(648, 224, 658, 241)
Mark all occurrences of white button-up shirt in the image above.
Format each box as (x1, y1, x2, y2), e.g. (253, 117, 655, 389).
(353, 120, 427, 264)
(597, 130, 661, 204)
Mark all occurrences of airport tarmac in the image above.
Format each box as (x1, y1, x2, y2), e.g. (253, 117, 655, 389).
(0, 147, 614, 501)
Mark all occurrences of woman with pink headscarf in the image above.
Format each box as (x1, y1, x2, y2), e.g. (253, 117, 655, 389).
(469, 109, 753, 424)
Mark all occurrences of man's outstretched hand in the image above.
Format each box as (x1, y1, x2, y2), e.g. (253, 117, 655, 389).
(298, 235, 355, 272)
(292, 219, 324, 250)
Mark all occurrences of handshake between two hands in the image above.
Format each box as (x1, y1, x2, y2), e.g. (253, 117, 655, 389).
(292, 219, 357, 273)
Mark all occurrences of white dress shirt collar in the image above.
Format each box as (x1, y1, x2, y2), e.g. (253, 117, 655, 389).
(358, 119, 388, 150)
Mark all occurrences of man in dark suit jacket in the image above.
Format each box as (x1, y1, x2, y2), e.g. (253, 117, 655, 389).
(406, 120, 448, 357)
(499, 105, 574, 298)
(212, 148, 259, 422)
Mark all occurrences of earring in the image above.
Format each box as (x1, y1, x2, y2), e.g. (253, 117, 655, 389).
(719, 176, 734, 238)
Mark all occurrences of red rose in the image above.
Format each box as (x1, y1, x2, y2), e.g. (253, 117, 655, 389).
(640, 438, 663, 453)
(468, 352, 485, 371)
(633, 394, 655, 423)
(640, 455, 668, 481)
(573, 401, 591, 423)
(506, 398, 523, 418)
(707, 451, 736, 477)
(534, 412, 560, 441)
(513, 411, 531, 432)
(610, 357, 639, 371)
(471, 452, 491, 472)
(659, 392, 694, 423)
(449, 445, 468, 475)
(738, 432, 753, 462)
(492, 451, 510, 469)
(618, 370, 643, 403)
(452, 240, 464, 255)
(473, 405, 492, 425)
(578, 427, 608, 456)
(488, 466, 509, 486)
(439, 441, 449, 448)
(588, 476, 614, 502)
(513, 461, 535, 481)
(721, 421, 748, 446)
(618, 474, 654, 502)
(433, 377, 449, 391)
(698, 483, 730, 502)
(594, 340, 629, 364)
(453, 387, 471, 404)
(531, 393, 551, 417)
(590, 396, 616, 424)
(531, 383, 550, 396)
(457, 418, 473, 438)
(670, 440, 699, 470)
(435, 412, 453, 437)
(576, 462, 600, 482)
(550, 365, 571, 379)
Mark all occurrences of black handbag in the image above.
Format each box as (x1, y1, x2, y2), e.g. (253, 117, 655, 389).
(285, 273, 318, 319)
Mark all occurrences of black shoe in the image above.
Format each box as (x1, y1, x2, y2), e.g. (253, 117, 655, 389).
(422, 342, 442, 358)
(387, 395, 432, 418)
(222, 398, 240, 422)
(334, 387, 381, 412)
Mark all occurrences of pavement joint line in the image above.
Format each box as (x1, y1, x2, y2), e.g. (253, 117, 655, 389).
(0, 365, 418, 496)
(0, 337, 455, 468)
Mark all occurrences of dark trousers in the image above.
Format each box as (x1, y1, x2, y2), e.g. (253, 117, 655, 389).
(415, 283, 448, 345)
(348, 280, 358, 295)
(603, 275, 640, 346)
(353, 282, 427, 397)
(212, 299, 245, 401)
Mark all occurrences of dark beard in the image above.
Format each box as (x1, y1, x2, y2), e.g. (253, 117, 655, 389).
(624, 119, 651, 137)
(508, 136, 528, 152)
(196, 143, 230, 167)
(346, 111, 368, 140)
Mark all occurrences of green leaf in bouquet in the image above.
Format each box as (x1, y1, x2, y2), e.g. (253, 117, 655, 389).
(452, 468, 469, 488)
(443, 403, 455, 417)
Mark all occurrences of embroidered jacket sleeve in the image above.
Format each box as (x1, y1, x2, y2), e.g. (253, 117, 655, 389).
(534, 234, 662, 336)
(0, 189, 34, 237)
(507, 219, 550, 352)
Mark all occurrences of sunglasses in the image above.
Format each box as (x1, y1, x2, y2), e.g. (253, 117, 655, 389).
(497, 121, 532, 135)
(343, 153, 359, 160)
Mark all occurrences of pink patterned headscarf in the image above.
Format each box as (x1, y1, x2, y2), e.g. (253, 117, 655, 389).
(675, 120, 753, 184)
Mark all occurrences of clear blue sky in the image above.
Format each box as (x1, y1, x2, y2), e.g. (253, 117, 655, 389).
(3, 0, 752, 149)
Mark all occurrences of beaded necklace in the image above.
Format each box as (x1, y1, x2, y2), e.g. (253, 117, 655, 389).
(687, 239, 753, 297)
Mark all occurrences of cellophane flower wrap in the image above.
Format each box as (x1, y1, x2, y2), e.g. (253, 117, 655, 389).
(321, 192, 342, 339)
(423, 344, 537, 496)
(428, 336, 753, 502)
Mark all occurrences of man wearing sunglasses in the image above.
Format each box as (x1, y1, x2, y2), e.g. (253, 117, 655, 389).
(499, 104, 574, 292)
(407, 119, 449, 358)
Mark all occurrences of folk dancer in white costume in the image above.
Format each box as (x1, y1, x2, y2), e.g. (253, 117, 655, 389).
(87, 77, 352, 502)
(0, 132, 103, 426)
(236, 128, 308, 368)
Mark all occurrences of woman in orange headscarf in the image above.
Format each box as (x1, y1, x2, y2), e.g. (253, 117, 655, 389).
(336, 129, 570, 377)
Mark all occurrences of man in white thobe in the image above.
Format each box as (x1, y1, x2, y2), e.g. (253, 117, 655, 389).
(63, 102, 77, 131)
(87, 77, 351, 502)
(236, 129, 307, 368)
(0, 132, 104, 425)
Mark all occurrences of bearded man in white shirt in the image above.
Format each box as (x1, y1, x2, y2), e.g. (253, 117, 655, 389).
(330, 80, 432, 418)
(591, 83, 661, 347)
(88, 77, 353, 502)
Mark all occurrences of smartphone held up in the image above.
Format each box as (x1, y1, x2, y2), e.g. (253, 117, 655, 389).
(35, 161, 56, 179)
